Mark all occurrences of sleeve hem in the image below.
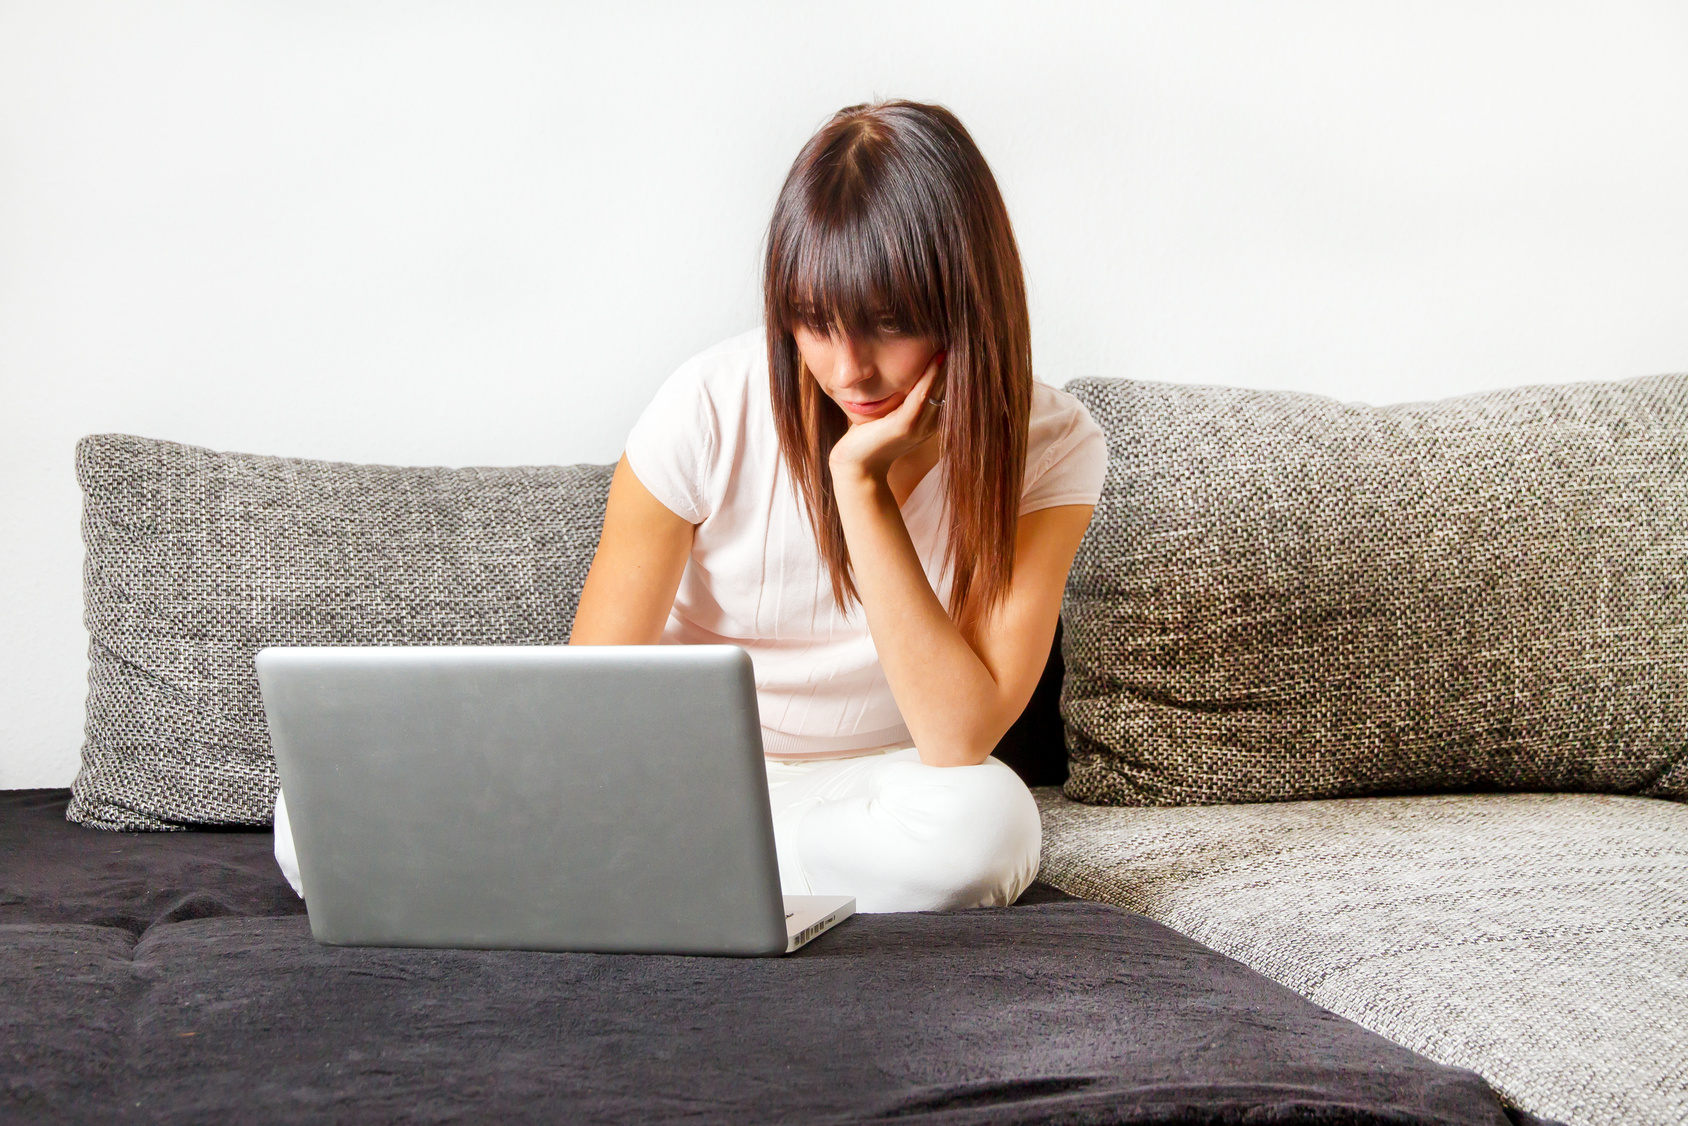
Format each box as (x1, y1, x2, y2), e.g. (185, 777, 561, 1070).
(624, 447, 706, 524)
(1020, 495, 1101, 516)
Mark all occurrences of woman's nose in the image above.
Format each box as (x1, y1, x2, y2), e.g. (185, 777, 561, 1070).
(832, 337, 875, 387)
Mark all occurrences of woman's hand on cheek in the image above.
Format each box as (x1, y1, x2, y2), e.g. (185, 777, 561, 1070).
(827, 353, 944, 488)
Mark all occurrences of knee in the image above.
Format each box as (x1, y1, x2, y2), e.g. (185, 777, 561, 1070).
(870, 757, 1042, 904)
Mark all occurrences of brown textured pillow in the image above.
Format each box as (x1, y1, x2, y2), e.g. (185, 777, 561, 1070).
(73, 434, 613, 830)
(1059, 373, 1688, 806)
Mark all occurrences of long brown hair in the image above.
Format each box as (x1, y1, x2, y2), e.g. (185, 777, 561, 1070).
(764, 100, 1033, 638)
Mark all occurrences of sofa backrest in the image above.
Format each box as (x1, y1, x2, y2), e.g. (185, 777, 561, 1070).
(1060, 372, 1688, 805)
(72, 434, 614, 829)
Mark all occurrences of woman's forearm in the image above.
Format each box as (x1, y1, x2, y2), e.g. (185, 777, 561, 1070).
(830, 468, 1010, 767)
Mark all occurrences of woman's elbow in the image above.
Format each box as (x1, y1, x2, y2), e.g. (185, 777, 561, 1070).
(918, 710, 1020, 768)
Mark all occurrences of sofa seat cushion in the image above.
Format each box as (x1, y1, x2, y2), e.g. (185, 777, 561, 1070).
(1034, 787, 1688, 1126)
(0, 789, 305, 934)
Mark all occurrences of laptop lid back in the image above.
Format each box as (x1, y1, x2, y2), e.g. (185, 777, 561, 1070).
(256, 644, 788, 956)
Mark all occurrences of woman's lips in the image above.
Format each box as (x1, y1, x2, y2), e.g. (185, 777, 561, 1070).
(841, 394, 893, 414)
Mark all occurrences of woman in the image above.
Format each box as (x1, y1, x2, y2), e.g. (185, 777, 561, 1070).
(569, 100, 1106, 912)
(274, 100, 1104, 911)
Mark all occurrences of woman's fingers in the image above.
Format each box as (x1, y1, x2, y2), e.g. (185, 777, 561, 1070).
(904, 358, 942, 422)
(885, 356, 941, 442)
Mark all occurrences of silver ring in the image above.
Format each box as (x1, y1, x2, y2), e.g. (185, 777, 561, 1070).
(927, 396, 944, 406)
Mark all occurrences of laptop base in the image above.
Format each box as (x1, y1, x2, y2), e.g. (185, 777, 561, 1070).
(784, 895, 855, 952)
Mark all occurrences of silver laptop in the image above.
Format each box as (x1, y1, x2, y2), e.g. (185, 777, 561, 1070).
(254, 644, 853, 956)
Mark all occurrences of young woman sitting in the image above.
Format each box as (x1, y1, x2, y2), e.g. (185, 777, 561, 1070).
(567, 99, 1105, 913)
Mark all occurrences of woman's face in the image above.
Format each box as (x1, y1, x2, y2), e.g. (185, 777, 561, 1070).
(792, 324, 943, 427)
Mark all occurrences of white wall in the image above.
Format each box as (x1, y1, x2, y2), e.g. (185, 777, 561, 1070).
(3, 1, 1685, 788)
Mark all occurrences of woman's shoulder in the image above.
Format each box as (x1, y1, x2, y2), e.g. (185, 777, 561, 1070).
(689, 326, 767, 365)
(665, 327, 767, 400)
(1021, 379, 1107, 509)
(624, 328, 769, 523)
(1027, 379, 1104, 462)
(1029, 377, 1095, 418)
(633, 328, 766, 440)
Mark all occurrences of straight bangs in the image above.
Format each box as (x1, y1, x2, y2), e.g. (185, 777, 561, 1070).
(769, 182, 945, 345)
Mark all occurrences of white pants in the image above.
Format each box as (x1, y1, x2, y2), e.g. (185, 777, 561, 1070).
(272, 746, 1041, 914)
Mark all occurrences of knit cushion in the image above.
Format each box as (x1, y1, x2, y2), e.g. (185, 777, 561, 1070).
(1059, 373, 1688, 806)
(72, 434, 614, 830)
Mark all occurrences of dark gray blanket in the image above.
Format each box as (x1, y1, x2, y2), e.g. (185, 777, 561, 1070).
(2, 790, 1543, 1125)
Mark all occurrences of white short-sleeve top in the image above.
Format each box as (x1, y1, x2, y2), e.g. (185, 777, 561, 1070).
(623, 327, 1108, 758)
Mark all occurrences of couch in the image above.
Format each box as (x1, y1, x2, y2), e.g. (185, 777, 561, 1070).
(5, 369, 1683, 1125)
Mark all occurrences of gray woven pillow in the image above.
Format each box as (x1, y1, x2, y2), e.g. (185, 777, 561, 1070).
(72, 434, 614, 830)
(1060, 373, 1688, 806)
